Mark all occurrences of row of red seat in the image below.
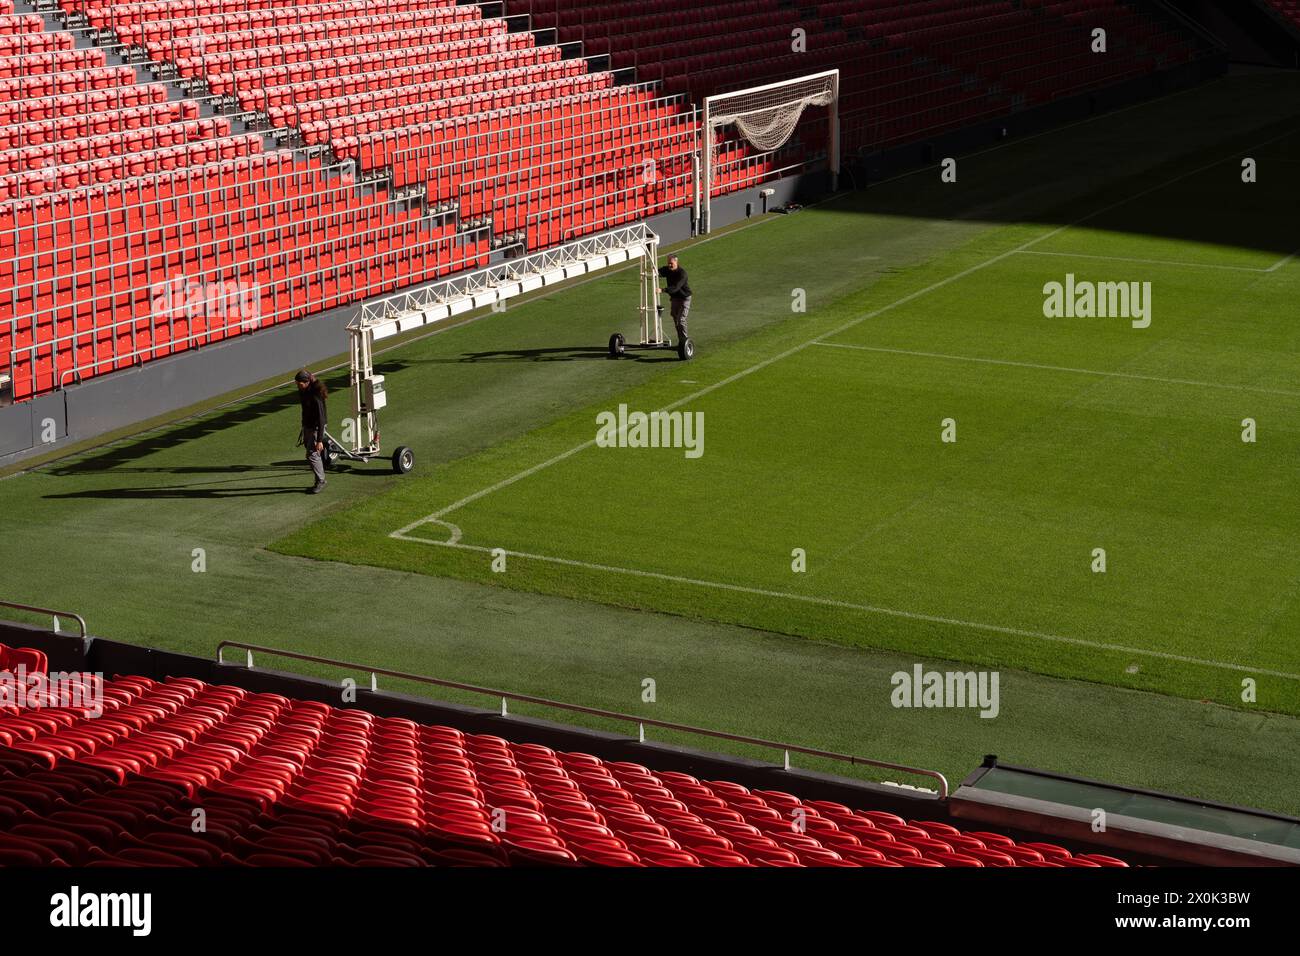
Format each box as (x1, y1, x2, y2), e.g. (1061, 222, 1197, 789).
(0, 46, 103, 78)
(491, 161, 689, 235)
(445, 114, 694, 209)
(0, 664, 1130, 867)
(304, 73, 613, 145)
(0, 643, 47, 675)
(0, 13, 41, 35)
(240, 45, 561, 112)
(336, 85, 667, 172)
(0, 116, 231, 175)
(111, 0, 440, 45)
(274, 59, 589, 131)
(1, 99, 199, 150)
(0, 79, 168, 125)
(0, 63, 138, 103)
(204, 33, 538, 96)
(0, 28, 70, 57)
(0, 133, 263, 199)
(510, 176, 692, 251)
(6, 170, 381, 250)
(172, 19, 508, 77)
(146, 6, 483, 61)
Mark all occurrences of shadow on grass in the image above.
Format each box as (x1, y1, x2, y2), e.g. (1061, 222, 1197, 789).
(38, 371, 359, 476)
(43, 483, 308, 500)
(453, 346, 682, 364)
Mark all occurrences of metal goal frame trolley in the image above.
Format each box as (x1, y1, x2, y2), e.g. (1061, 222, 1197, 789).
(330, 223, 667, 474)
(607, 246, 694, 361)
(320, 323, 413, 474)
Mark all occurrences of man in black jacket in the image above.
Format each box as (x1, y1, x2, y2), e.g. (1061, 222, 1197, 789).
(657, 254, 692, 345)
(295, 369, 328, 494)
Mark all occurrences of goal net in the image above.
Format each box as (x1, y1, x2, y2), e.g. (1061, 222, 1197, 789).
(700, 69, 839, 233)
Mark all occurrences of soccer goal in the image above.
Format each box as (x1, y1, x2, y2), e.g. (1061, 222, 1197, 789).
(699, 69, 839, 234)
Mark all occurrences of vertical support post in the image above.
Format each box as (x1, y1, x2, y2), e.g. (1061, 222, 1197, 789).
(691, 149, 701, 236)
(700, 98, 712, 235)
(639, 235, 661, 345)
(829, 71, 841, 192)
(348, 323, 376, 455)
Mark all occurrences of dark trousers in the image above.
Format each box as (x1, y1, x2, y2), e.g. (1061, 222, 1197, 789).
(669, 295, 691, 340)
(304, 428, 325, 483)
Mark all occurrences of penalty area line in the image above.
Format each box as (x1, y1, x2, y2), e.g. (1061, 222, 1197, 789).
(812, 341, 1300, 398)
(1014, 249, 1277, 273)
(388, 529, 1300, 682)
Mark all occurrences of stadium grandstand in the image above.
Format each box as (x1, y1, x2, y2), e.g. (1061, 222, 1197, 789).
(1, 0, 1298, 934)
(5, 618, 1295, 870)
(0, 0, 1215, 413)
(0, 636, 1137, 869)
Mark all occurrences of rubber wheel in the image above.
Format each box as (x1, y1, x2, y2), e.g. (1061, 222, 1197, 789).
(392, 446, 415, 474)
(608, 332, 626, 357)
(677, 337, 695, 361)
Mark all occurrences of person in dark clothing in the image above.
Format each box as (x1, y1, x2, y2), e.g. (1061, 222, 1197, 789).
(657, 254, 692, 344)
(295, 369, 329, 494)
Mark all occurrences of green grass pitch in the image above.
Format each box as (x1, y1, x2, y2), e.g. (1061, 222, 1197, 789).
(4, 75, 1298, 815)
(277, 103, 1300, 716)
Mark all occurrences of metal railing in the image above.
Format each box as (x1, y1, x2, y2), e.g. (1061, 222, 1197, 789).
(0, 599, 88, 640)
(214, 640, 950, 798)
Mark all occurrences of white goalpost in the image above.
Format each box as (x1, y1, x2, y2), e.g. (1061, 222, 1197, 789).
(699, 68, 839, 234)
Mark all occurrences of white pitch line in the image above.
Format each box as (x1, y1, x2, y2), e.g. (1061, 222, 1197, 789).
(1265, 247, 1299, 273)
(388, 532, 1300, 682)
(813, 341, 1300, 398)
(1015, 249, 1275, 273)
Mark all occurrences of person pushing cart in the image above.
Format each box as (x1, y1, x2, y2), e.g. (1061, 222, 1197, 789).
(657, 254, 693, 347)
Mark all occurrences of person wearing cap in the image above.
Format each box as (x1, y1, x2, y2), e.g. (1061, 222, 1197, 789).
(657, 253, 692, 345)
(295, 369, 329, 494)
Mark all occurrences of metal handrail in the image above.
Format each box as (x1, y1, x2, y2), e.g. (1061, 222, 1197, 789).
(0, 600, 88, 639)
(214, 640, 950, 798)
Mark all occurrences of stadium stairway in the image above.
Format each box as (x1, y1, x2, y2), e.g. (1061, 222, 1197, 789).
(0, 641, 1133, 867)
